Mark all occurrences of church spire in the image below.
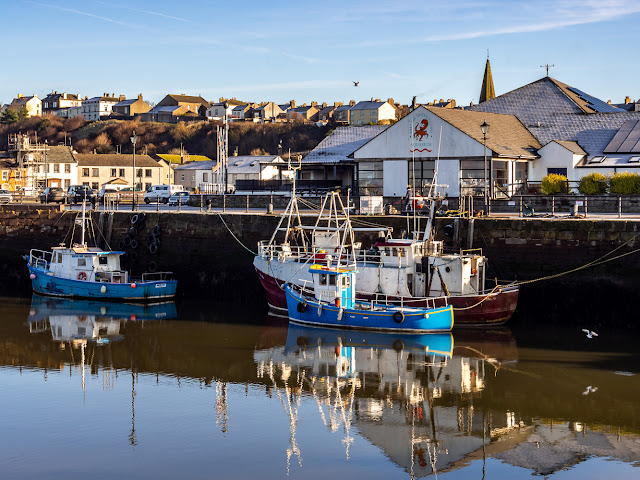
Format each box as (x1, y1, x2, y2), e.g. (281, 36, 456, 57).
(479, 57, 495, 103)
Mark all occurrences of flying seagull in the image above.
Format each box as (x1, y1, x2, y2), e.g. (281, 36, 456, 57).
(353, 81, 359, 87)
(582, 329, 598, 339)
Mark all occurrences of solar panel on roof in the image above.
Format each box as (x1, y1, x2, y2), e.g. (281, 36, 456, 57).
(567, 87, 622, 113)
(604, 120, 640, 153)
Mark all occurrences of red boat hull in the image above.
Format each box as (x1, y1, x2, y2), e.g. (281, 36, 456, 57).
(255, 267, 519, 327)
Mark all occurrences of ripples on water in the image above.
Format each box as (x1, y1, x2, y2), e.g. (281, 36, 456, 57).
(0, 295, 639, 479)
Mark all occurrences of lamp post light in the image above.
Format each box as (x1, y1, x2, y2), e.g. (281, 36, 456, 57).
(480, 121, 490, 215)
(130, 131, 138, 211)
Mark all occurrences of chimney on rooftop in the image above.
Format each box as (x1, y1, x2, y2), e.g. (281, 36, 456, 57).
(63, 93, 67, 99)
(625, 96, 631, 104)
(335, 102, 343, 107)
(138, 93, 143, 100)
(119, 94, 126, 101)
(311, 101, 317, 107)
(322, 102, 327, 108)
(349, 100, 355, 106)
(290, 100, 296, 108)
(387, 98, 394, 105)
(607, 100, 612, 105)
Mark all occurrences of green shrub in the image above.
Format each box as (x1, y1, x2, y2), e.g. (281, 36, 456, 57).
(541, 173, 569, 194)
(610, 172, 640, 195)
(578, 172, 608, 195)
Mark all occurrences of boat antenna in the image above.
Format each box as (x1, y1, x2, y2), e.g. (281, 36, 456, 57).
(411, 117, 417, 239)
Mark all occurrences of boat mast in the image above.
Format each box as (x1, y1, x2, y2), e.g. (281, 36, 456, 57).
(422, 128, 443, 243)
(81, 200, 86, 246)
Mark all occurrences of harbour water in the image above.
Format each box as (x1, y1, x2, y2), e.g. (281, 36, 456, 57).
(1, 295, 639, 479)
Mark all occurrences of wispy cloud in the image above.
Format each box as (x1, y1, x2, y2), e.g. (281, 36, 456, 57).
(280, 52, 323, 64)
(94, 1, 193, 23)
(27, 1, 148, 29)
(342, 0, 640, 47)
(203, 79, 346, 94)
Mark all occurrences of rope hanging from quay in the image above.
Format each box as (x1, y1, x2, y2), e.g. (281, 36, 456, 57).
(216, 213, 257, 255)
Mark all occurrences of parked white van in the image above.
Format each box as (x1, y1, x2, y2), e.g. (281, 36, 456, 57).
(144, 185, 184, 204)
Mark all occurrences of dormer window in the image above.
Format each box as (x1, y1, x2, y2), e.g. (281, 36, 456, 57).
(629, 156, 640, 163)
(589, 156, 605, 164)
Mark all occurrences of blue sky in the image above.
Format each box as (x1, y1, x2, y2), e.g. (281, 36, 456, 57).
(3, 0, 640, 106)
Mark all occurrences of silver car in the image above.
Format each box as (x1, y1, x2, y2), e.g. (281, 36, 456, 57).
(0, 189, 12, 204)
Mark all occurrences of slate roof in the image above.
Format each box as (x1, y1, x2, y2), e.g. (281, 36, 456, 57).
(75, 154, 161, 168)
(351, 101, 386, 111)
(425, 106, 541, 158)
(228, 155, 282, 173)
(45, 146, 77, 163)
(174, 160, 218, 171)
(335, 105, 352, 112)
(303, 126, 388, 164)
(469, 76, 640, 156)
(147, 105, 184, 114)
(114, 99, 137, 106)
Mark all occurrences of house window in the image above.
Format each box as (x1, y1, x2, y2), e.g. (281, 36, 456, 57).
(65, 164, 70, 173)
(92, 182, 99, 190)
(82, 168, 89, 177)
(82, 182, 89, 186)
(54, 164, 60, 173)
(145, 169, 152, 177)
(119, 168, 125, 177)
(136, 168, 142, 178)
(547, 168, 568, 176)
(203, 173, 208, 182)
(192, 174, 196, 182)
(358, 161, 384, 195)
(111, 168, 116, 177)
(1, 171, 8, 181)
(64, 179, 70, 188)
(145, 182, 151, 191)
(92, 168, 99, 177)
(181, 173, 185, 181)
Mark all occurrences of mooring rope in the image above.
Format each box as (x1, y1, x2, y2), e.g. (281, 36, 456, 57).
(216, 213, 257, 255)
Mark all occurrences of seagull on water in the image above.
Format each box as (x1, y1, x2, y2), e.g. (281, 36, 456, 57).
(582, 386, 598, 395)
(582, 329, 598, 339)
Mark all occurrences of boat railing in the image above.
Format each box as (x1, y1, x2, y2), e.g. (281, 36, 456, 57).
(141, 271, 174, 282)
(363, 291, 450, 311)
(459, 248, 483, 256)
(29, 249, 52, 269)
(95, 270, 128, 283)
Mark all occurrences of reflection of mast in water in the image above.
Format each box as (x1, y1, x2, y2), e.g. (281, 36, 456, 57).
(215, 381, 229, 435)
(129, 367, 137, 446)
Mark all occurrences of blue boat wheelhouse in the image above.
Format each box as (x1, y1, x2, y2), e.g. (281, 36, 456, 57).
(285, 264, 454, 333)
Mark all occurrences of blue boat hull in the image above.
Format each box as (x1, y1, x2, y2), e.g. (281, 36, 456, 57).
(285, 323, 453, 356)
(285, 285, 453, 333)
(28, 265, 177, 300)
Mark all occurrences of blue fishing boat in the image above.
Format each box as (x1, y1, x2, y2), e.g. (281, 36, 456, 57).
(27, 202, 177, 301)
(285, 264, 453, 333)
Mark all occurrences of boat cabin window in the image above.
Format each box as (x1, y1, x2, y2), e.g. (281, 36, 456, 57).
(98, 256, 108, 266)
(328, 275, 336, 286)
(398, 248, 405, 258)
(392, 248, 398, 257)
(77, 258, 86, 266)
(342, 276, 350, 288)
(53, 252, 62, 263)
(319, 273, 327, 285)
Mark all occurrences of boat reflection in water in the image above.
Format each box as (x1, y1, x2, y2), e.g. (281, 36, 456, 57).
(254, 324, 639, 477)
(28, 294, 178, 345)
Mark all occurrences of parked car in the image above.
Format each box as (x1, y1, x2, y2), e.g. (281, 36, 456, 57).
(168, 191, 190, 206)
(144, 185, 184, 204)
(39, 187, 66, 204)
(67, 185, 96, 205)
(119, 186, 143, 203)
(97, 188, 121, 203)
(0, 189, 12, 204)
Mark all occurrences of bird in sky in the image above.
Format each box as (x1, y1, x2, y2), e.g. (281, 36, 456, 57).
(353, 81, 359, 87)
(582, 329, 598, 338)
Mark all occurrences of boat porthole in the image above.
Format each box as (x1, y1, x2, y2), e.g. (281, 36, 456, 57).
(393, 339, 404, 352)
(393, 311, 404, 323)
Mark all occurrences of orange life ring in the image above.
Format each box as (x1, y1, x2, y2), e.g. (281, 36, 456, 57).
(77, 271, 87, 281)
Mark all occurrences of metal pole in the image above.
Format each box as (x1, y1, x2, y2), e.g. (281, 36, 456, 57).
(519, 196, 523, 217)
(131, 132, 137, 212)
(483, 132, 488, 216)
(223, 194, 226, 212)
(44, 140, 48, 200)
(246, 194, 249, 213)
(156, 196, 159, 212)
(584, 196, 587, 217)
(618, 196, 622, 218)
(552, 196, 555, 215)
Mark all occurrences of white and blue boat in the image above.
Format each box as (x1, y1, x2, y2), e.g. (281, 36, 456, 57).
(27, 202, 177, 301)
(285, 264, 453, 333)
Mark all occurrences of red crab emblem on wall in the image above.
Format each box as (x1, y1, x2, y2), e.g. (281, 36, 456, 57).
(414, 119, 429, 141)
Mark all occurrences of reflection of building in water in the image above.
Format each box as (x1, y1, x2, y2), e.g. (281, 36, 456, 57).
(254, 327, 512, 477)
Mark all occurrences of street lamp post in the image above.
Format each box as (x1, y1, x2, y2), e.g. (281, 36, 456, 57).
(130, 131, 138, 211)
(44, 140, 48, 202)
(480, 121, 490, 215)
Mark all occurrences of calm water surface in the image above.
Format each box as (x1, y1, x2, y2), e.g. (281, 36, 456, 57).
(1, 295, 639, 479)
